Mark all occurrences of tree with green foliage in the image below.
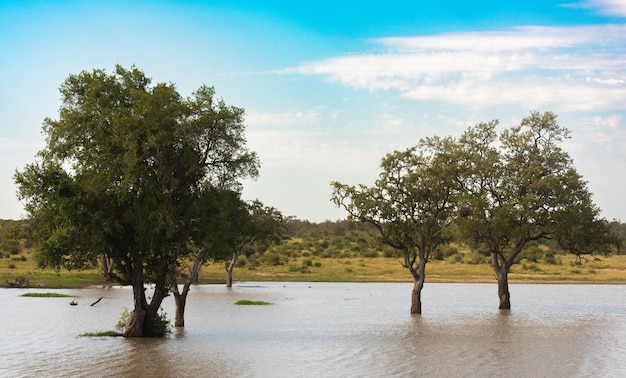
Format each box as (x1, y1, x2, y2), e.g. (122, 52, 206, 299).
(224, 200, 284, 288)
(170, 188, 247, 327)
(332, 137, 458, 314)
(14, 65, 259, 336)
(454, 111, 611, 309)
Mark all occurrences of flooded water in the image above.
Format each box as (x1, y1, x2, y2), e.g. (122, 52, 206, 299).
(2, 282, 625, 377)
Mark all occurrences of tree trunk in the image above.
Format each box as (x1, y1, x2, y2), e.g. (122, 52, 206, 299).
(496, 268, 511, 310)
(171, 253, 202, 327)
(124, 268, 148, 337)
(100, 253, 114, 282)
(123, 266, 169, 337)
(226, 254, 237, 288)
(410, 279, 424, 314)
(124, 308, 146, 337)
(408, 248, 427, 314)
(173, 290, 187, 327)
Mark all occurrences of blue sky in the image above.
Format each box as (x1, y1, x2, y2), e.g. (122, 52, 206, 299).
(1, 0, 625, 222)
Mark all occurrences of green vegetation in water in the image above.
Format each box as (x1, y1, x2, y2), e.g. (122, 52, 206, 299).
(20, 292, 75, 298)
(79, 331, 122, 337)
(234, 299, 273, 305)
(115, 307, 172, 337)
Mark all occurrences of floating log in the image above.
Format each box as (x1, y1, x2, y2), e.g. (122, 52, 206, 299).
(90, 297, 103, 306)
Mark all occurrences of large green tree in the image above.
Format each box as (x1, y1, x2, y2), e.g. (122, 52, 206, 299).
(14, 65, 259, 336)
(455, 111, 611, 309)
(332, 137, 458, 314)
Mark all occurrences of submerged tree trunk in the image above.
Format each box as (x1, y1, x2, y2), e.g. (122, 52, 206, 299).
(171, 253, 203, 327)
(124, 268, 148, 337)
(100, 253, 114, 282)
(124, 265, 170, 337)
(407, 248, 427, 314)
(495, 267, 511, 310)
(410, 278, 424, 314)
(172, 288, 187, 327)
(226, 245, 248, 288)
(225, 253, 238, 288)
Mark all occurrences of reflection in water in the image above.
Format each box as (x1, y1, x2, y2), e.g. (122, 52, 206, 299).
(1, 283, 625, 377)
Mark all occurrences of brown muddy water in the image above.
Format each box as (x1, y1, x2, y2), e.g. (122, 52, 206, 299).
(2, 282, 625, 377)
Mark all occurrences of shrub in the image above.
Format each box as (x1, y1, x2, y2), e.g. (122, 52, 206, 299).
(443, 245, 459, 257)
(235, 255, 247, 268)
(265, 253, 283, 266)
(432, 249, 445, 261)
(115, 307, 171, 337)
(383, 249, 402, 258)
(544, 251, 560, 265)
(525, 246, 543, 263)
(361, 250, 379, 258)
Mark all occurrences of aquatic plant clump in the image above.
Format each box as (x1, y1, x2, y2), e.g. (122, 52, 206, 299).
(20, 292, 75, 298)
(234, 300, 273, 305)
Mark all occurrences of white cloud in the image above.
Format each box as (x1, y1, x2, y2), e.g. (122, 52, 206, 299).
(246, 108, 323, 127)
(284, 24, 626, 112)
(563, 0, 626, 17)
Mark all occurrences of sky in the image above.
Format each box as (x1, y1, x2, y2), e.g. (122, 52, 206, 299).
(1, 0, 625, 223)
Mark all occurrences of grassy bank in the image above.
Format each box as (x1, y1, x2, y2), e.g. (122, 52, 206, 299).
(3, 249, 626, 288)
(198, 253, 626, 285)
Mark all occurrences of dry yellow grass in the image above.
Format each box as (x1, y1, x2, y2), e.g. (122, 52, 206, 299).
(4, 249, 626, 288)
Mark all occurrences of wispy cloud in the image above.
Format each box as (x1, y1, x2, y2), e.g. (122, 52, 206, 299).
(246, 108, 323, 127)
(284, 24, 626, 112)
(562, 0, 626, 17)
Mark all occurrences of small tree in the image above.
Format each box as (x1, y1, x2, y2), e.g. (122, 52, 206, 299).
(170, 188, 247, 327)
(332, 137, 458, 314)
(225, 200, 284, 288)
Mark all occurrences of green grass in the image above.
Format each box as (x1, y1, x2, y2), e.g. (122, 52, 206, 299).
(234, 300, 273, 305)
(20, 292, 76, 298)
(79, 331, 123, 337)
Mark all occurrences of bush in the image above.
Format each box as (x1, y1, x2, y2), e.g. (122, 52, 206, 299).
(544, 251, 560, 265)
(288, 264, 310, 273)
(235, 255, 247, 268)
(115, 307, 171, 337)
(361, 250, 379, 258)
(265, 253, 283, 266)
(383, 249, 402, 258)
(525, 247, 543, 263)
(432, 249, 445, 261)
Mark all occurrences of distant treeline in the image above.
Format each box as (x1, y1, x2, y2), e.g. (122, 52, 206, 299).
(2, 217, 624, 263)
